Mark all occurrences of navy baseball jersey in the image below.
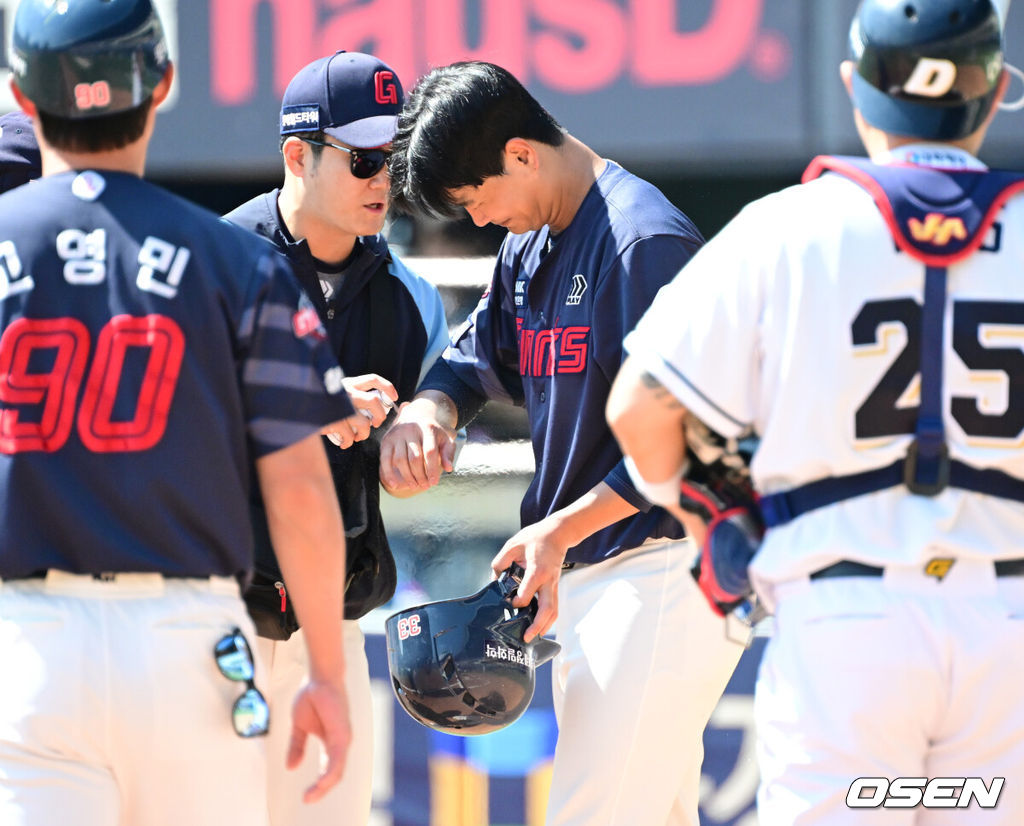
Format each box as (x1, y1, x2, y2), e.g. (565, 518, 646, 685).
(421, 161, 703, 564)
(0, 170, 354, 579)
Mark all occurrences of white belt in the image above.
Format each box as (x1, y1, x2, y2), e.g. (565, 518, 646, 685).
(0, 569, 239, 596)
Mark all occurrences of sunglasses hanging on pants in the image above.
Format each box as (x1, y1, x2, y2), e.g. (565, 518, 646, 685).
(214, 627, 270, 737)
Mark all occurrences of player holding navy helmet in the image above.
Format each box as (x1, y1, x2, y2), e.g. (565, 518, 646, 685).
(381, 61, 744, 826)
(0, 1, 357, 824)
(609, 0, 1024, 822)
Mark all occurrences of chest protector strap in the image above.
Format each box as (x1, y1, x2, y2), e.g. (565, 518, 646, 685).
(760, 156, 1024, 529)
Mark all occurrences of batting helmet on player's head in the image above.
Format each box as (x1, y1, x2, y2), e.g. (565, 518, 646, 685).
(849, 0, 1004, 140)
(385, 565, 560, 736)
(10, 0, 170, 119)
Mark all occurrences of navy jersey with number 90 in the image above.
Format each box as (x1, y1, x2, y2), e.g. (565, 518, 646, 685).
(0, 170, 353, 579)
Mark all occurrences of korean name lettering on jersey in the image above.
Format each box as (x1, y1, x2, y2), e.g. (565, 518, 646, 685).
(0, 233, 192, 300)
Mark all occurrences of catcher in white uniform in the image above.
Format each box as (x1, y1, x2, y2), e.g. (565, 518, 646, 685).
(608, 0, 1024, 823)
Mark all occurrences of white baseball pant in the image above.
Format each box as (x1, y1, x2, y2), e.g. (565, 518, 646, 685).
(546, 537, 745, 826)
(256, 619, 374, 826)
(0, 571, 267, 826)
(756, 560, 1024, 825)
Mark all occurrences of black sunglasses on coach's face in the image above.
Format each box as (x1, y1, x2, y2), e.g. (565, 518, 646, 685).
(300, 138, 390, 179)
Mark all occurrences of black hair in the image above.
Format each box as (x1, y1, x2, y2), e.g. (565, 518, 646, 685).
(37, 99, 154, 154)
(389, 61, 564, 218)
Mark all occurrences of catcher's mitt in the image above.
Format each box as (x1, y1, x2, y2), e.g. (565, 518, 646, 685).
(679, 414, 763, 618)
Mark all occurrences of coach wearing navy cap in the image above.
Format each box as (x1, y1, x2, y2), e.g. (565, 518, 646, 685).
(0, 111, 41, 192)
(226, 50, 447, 826)
(279, 50, 403, 146)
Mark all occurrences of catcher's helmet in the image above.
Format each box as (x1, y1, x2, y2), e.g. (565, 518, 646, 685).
(10, 0, 170, 119)
(849, 0, 1003, 140)
(386, 565, 560, 736)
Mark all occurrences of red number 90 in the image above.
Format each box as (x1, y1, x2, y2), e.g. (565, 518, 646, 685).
(0, 315, 184, 453)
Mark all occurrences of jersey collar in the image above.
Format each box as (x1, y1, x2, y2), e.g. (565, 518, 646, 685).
(879, 143, 987, 172)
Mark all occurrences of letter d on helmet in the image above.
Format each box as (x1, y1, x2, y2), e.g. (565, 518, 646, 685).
(849, 0, 1003, 140)
(11, 0, 170, 119)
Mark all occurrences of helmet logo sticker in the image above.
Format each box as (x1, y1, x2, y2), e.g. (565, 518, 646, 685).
(903, 58, 957, 97)
(485, 642, 535, 667)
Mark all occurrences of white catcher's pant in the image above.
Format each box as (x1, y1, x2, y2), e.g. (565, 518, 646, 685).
(0, 571, 267, 826)
(756, 560, 1024, 826)
(546, 538, 745, 826)
(256, 619, 374, 826)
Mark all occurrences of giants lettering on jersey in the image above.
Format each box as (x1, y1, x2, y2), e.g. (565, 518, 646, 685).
(517, 318, 590, 376)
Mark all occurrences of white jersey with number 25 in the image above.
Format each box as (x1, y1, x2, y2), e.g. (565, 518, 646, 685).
(625, 146, 1024, 605)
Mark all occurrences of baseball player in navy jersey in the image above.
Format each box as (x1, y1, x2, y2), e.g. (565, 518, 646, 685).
(226, 50, 448, 826)
(608, 1, 1024, 823)
(0, 1, 358, 824)
(380, 61, 745, 826)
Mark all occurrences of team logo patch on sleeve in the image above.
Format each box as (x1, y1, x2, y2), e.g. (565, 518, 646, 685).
(292, 294, 326, 340)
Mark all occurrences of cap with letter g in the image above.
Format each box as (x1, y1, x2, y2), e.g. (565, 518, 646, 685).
(280, 51, 404, 148)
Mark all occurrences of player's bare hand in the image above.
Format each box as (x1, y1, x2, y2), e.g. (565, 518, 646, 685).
(379, 398, 456, 492)
(342, 374, 398, 428)
(491, 518, 568, 642)
(287, 679, 352, 804)
(321, 411, 372, 449)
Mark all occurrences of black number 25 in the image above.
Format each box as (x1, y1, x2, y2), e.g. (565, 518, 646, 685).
(853, 299, 1024, 440)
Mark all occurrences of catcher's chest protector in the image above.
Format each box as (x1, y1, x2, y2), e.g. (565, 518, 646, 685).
(802, 155, 1024, 266)
(760, 157, 1024, 529)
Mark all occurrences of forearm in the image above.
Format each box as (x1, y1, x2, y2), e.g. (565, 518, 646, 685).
(270, 496, 346, 683)
(418, 357, 490, 427)
(257, 437, 346, 685)
(607, 354, 689, 486)
(546, 481, 639, 550)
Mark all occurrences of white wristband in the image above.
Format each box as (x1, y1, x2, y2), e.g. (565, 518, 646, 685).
(623, 455, 686, 509)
